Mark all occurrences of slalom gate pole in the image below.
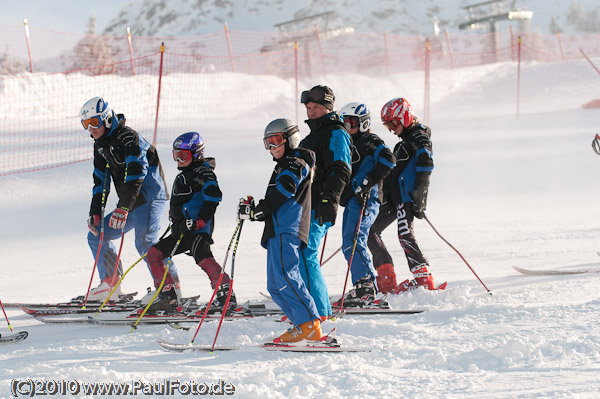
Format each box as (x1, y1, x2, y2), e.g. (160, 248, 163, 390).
(0, 299, 13, 332)
(83, 165, 110, 308)
(96, 225, 172, 314)
(321, 245, 342, 267)
(424, 214, 492, 295)
(319, 232, 328, 265)
(191, 219, 243, 344)
(130, 233, 184, 332)
(210, 220, 245, 351)
(338, 201, 367, 310)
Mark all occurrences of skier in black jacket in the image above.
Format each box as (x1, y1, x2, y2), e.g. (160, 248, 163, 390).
(297, 85, 352, 319)
(367, 97, 437, 293)
(334, 102, 395, 307)
(145, 132, 236, 314)
(80, 96, 177, 301)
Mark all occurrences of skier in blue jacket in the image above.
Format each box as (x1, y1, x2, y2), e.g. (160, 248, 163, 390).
(241, 118, 322, 343)
(298, 85, 352, 319)
(80, 97, 178, 301)
(367, 97, 436, 293)
(334, 102, 395, 307)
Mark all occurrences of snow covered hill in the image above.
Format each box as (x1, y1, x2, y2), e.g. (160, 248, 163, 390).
(103, 0, 600, 36)
(1, 58, 600, 397)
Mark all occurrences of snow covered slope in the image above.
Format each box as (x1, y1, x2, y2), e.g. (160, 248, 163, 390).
(1, 58, 600, 398)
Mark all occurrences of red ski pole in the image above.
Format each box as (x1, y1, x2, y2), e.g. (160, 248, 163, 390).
(83, 166, 110, 308)
(0, 299, 13, 331)
(210, 219, 244, 351)
(424, 214, 492, 295)
(191, 219, 243, 344)
(338, 201, 367, 310)
(319, 232, 328, 265)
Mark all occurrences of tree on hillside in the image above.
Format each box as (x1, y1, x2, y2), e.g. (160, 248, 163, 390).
(548, 15, 562, 34)
(71, 14, 116, 74)
(0, 46, 25, 75)
(566, 0, 600, 32)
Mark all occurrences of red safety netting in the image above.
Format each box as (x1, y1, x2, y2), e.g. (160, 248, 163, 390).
(1, 26, 600, 176)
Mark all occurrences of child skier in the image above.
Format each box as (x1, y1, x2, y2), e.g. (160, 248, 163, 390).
(145, 132, 236, 314)
(240, 118, 322, 343)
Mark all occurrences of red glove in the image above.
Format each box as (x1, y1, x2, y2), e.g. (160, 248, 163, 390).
(108, 207, 129, 230)
(87, 215, 100, 236)
(184, 219, 206, 231)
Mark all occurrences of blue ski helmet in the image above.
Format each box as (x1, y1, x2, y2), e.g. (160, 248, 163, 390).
(173, 132, 205, 160)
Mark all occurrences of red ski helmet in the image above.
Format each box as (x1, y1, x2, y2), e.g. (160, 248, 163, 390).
(380, 97, 414, 128)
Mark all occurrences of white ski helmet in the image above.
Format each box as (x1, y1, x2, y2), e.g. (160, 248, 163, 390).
(80, 97, 113, 130)
(264, 118, 300, 150)
(341, 102, 371, 133)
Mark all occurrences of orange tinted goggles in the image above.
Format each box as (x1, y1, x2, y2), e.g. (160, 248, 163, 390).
(263, 134, 286, 150)
(81, 116, 103, 130)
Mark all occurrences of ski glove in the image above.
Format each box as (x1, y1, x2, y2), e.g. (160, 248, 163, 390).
(87, 214, 100, 236)
(317, 197, 338, 226)
(411, 173, 430, 220)
(182, 219, 206, 232)
(253, 201, 265, 222)
(108, 207, 129, 230)
(237, 196, 255, 220)
(354, 176, 374, 206)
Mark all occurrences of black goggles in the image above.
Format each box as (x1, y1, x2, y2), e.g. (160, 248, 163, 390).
(300, 88, 333, 105)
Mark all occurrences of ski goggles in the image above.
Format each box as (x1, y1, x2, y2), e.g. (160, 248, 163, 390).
(300, 88, 333, 105)
(172, 149, 193, 162)
(383, 119, 400, 130)
(344, 115, 359, 129)
(263, 133, 286, 150)
(81, 116, 103, 130)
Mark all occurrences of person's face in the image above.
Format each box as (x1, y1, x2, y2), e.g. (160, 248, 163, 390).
(88, 124, 106, 140)
(305, 102, 330, 120)
(269, 142, 286, 159)
(344, 116, 360, 135)
(173, 149, 194, 167)
(384, 119, 404, 136)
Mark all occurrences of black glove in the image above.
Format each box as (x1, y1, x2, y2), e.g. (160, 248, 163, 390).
(253, 201, 265, 222)
(237, 196, 255, 220)
(354, 176, 374, 206)
(411, 173, 430, 219)
(317, 197, 338, 226)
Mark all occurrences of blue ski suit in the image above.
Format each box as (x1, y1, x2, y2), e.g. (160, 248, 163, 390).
(340, 131, 395, 285)
(257, 147, 320, 326)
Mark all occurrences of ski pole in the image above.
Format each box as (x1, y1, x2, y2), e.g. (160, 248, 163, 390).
(210, 219, 245, 351)
(424, 213, 492, 295)
(0, 299, 13, 332)
(580, 48, 600, 76)
(319, 232, 328, 265)
(83, 164, 111, 308)
(96, 225, 172, 314)
(191, 219, 243, 344)
(321, 245, 342, 267)
(130, 233, 184, 332)
(338, 200, 368, 310)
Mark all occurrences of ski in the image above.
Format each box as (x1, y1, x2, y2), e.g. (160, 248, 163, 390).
(18, 292, 139, 315)
(157, 339, 239, 352)
(262, 328, 370, 352)
(0, 331, 28, 343)
(513, 265, 600, 276)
